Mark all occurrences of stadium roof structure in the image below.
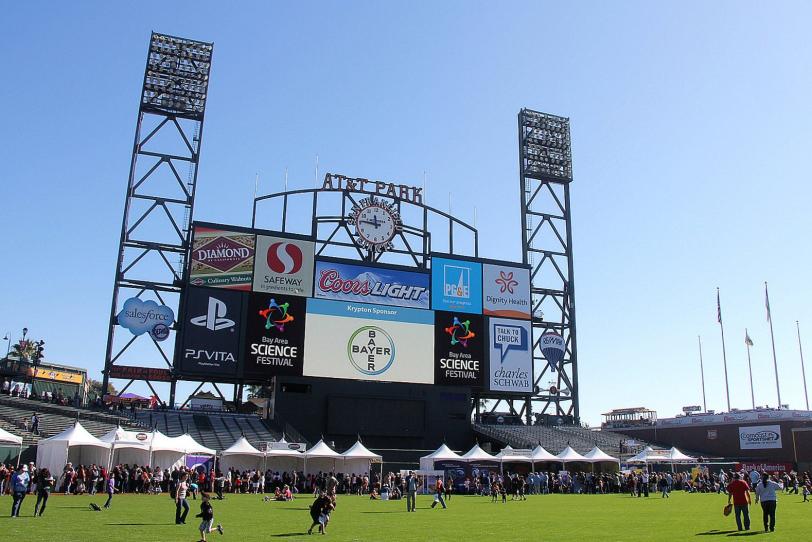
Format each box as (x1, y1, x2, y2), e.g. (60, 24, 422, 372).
(221, 436, 263, 457)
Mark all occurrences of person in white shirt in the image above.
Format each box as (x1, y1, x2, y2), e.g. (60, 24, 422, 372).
(754, 472, 783, 533)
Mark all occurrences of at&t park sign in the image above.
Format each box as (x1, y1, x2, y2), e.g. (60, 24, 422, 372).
(321, 173, 423, 204)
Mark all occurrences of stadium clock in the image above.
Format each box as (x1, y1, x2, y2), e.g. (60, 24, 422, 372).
(348, 197, 402, 253)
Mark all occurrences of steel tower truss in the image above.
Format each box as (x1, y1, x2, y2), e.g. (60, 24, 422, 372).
(102, 33, 213, 401)
(513, 108, 578, 422)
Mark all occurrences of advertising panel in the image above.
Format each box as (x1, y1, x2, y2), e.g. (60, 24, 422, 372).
(252, 235, 315, 297)
(108, 365, 173, 382)
(30, 368, 84, 384)
(179, 287, 243, 377)
(434, 311, 485, 388)
(116, 298, 174, 341)
(482, 263, 531, 319)
(189, 226, 255, 291)
(431, 257, 482, 313)
(487, 318, 533, 393)
(738, 425, 783, 450)
(314, 259, 430, 309)
(303, 298, 433, 384)
(243, 293, 307, 379)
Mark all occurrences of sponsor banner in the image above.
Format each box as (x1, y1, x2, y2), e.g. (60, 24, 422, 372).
(314, 260, 430, 309)
(431, 257, 482, 313)
(739, 424, 783, 450)
(29, 368, 84, 384)
(108, 365, 173, 382)
(252, 235, 315, 297)
(656, 410, 812, 426)
(116, 297, 174, 341)
(243, 294, 306, 379)
(434, 311, 485, 388)
(682, 405, 702, 413)
(189, 226, 255, 291)
(539, 331, 565, 373)
(482, 263, 531, 319)
(303, 299, 433, 384)
(180, 287, 243, 377)
(736, 462, 794, 474)
(266, 442, 306, 451)
(488, 318, 533, 393)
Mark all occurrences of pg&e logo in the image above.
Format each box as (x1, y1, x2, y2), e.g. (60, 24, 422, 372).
(443, 265, 470, 300)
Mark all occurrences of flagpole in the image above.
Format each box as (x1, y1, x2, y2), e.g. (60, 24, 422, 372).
(745, 329, 755, 410)
(797, 321, 809, 411)
(698, 335, 707, 413)
(718, 288, 731, 412)
(765, 282, 782, 408)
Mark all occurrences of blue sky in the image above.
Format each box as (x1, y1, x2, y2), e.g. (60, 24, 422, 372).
(1, 1, 811, 425)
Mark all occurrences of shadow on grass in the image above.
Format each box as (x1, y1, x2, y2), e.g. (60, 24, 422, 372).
(696, 530, 738, 536)
(105, 522, 174, 526)
(270, 532, 309, 537)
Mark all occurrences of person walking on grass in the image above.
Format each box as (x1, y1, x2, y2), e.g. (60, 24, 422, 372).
(195, 493, 223, 541)
(103, 473, 116, 509)
(176, 473, 190, 525)
(405, 471, 418, 512)
(10, 464, 30, 517)
(33, 468, 54, 516)
(755, 472, 783, 533)
(308, 490, 332, 535)
(727, 472, 752, 531)
(430, 477, 447, 509)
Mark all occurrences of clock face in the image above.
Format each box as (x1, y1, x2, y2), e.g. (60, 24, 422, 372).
(355, 204, 397, 247)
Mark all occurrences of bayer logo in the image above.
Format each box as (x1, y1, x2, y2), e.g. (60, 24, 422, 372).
(347, 326, 396, 375)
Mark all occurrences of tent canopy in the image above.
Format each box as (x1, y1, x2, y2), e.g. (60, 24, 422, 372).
(625, 446, 669, 464)
(173, 433, 216, 456)
(530, 445, 558, 462)
(100, 427, 149, 450)
(583, 446, 620, 464)
(36, 422, 110, 476)
(667, 447, 696, 462)
(421, 444, 461, 462)
(555, 446, 587, 463)
(0, 426, 23, 446)
(305, 439, 341, 459)
(341, 441, 382, 461)
(461, 444, 497, 462)
(221, 436, 263, 457)
(41, 422, 110, 449)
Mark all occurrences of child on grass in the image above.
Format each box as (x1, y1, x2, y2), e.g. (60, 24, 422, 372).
(195, 493, 223, 542)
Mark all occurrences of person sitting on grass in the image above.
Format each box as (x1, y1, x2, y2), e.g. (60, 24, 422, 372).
(195, 492, 223, 542)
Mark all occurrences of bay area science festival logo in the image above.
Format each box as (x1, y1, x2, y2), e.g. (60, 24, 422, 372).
(347, 326, 395, 376)
(445, 316, 475, 347)
(258, 298, 294, 332)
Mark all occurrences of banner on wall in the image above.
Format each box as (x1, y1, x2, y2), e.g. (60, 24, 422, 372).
(252, 235, 315, 297)
(482, 263, 531, 319)
(189, 226, 255, 291)
(243, 293, 307, 378)
(434, 311, 485, 387)
(314, 259, 430, 309)
(738, 425, 783, 450)
(180, 287, 243, 377)
(431, 257, 482, 313)
(303, 299, 434, 384)
(488, 318, 533, 393)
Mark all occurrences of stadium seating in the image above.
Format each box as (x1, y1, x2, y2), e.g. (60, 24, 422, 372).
(473, 422, 648, 456)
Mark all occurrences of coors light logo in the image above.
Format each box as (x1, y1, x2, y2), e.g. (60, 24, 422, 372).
(195, 237, 253, 272)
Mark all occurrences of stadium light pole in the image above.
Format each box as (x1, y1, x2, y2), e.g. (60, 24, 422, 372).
(797, 321, 809, 411)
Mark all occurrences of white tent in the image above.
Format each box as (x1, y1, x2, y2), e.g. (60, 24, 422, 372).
(36, 422, 111, 475)
(304, 439, 342, 474)
(172, 433, 216, 456)
(555, 446, 588, 465)
(461, 444, 497, 463)
(265, 446, 305, 473)
(667, 447, 696, 463)
(625, 446, 669, 464)
(530, 445, 558, 463)
(341, 441, 382, 476)
(146, 431, 188, 469)
(419, 444, 462, 471)
(583, 447, 620, 469)
(220, 437, 264, 472)
(100, 427, 150, 467)
(0, 427, 23, 468)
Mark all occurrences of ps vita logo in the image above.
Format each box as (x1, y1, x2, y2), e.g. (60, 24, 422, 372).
(347, 326, 395, 375)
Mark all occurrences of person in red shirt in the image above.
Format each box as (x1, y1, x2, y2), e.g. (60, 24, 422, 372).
(727, 472, 752, 531)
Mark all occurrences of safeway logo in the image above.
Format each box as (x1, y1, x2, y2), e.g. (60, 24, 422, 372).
(190, 297, 235, 331)
(267, 242, 303, 274)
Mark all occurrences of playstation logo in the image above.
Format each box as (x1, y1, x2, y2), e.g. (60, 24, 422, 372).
(190, 297, 235, 331)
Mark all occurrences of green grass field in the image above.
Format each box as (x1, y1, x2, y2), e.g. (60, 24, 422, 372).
(1, 491, 809, 541)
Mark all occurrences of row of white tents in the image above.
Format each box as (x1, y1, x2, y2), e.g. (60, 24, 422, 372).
(419, 443, 696, 470)
(28, 422, 383, 476)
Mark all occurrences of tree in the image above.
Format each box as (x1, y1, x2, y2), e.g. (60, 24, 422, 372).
(88, 378, 117, 398)
(8, 339, 36, 361)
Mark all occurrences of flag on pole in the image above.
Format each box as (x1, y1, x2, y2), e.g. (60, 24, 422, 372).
(717, 288, 722, 324)
(765, 282, 772, 322)
(745, 332, 753, 346)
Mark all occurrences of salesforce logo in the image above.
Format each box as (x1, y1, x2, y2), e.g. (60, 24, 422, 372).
(117, 298, 175, 341)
